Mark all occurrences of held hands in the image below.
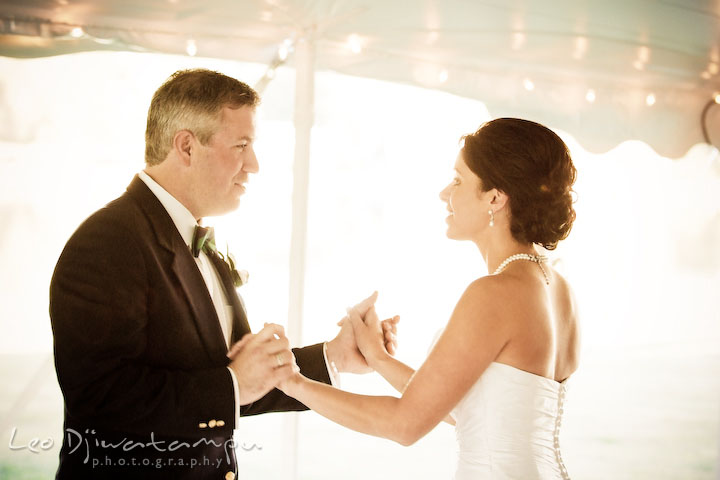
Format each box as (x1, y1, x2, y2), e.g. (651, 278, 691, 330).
(346, 294, 396, 369)
(226, 323, 298, 405)
(325, 291, 400, 374)
(226, 293, 400, 403)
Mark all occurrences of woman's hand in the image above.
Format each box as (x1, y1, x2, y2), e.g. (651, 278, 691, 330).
(346, 304, 390, 369)
(277, 353, 304, 397)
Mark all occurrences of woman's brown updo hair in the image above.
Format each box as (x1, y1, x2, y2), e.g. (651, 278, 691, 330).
(462, 118, 577, 250)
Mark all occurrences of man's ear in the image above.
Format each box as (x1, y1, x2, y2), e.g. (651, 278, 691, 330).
(172, 130, 195, 166)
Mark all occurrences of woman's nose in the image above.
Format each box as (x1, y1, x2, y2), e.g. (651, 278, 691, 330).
(439, 184, 450, 202)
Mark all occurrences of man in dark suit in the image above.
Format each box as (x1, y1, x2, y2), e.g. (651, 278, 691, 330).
(49, 69, 397, 479)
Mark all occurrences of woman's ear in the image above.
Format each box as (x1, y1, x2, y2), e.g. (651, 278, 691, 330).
(489, 189, 509, 212)
(172, 130, 195, 166)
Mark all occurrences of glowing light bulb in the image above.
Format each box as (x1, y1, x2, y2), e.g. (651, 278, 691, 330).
(585, 89, 596, 103)
(714, 93, 720, 104)
(438, 69, 448, 83)
(523, 78, 534, 91)
(512, 32, 526, 50)
(348, 34, 362, 54)
(645, 93, 656, 106)
(186, 39, 197, 56)
(70, 27, 84, 38)
(573, 36, 588, 60)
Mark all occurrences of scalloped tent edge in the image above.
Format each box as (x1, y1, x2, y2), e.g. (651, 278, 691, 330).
(1, 0, 719, 158)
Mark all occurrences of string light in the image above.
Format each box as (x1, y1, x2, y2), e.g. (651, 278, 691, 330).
(715, 93, 720, 104)
(278, 44, 289, 61)
(585, 89, 596, 103)
(512, 32, 525, 51)
(523, 78, 535, 91)
(646, 93, 656, 106)
(573, 36, 587, 60)
(633, 45, 651, 71)
(347, 34, 362, 54)
(701, 71, 712, 80)
(70, 27, 84, 38)
(185, 38, 197, 56)
(709, 63, 719, 75)
(438, 69, 448, 83)
(255, 39, 294, 94)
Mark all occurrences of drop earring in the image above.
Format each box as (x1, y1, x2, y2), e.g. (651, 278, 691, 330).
(488, 209, 495, 227)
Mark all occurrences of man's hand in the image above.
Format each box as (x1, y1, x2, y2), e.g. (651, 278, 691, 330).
(325, 292, 400, 374)
(381, 314, 400, 355)
(226, 323, 296, 405)
(326, 314, 373, 374)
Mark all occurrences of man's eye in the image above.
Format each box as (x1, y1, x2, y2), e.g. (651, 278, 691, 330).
(237, 143, 248, 151)
(453, 178, 461, 185)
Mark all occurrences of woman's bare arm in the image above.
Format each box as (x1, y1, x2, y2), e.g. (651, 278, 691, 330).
(280, 278, 510, 444)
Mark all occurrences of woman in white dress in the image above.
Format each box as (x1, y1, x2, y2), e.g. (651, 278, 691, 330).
(279, 118, 580, 479)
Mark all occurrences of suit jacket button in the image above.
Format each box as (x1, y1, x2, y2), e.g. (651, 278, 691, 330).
(216, 420, 225, 427)
(199, 422, 207, 429)
(208, 419, 217, 428)
(225, 472, 236, 480)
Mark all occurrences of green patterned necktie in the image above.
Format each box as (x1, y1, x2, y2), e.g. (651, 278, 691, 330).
(191, 225, 217, 257)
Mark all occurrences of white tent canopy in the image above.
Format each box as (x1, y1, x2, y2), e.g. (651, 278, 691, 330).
(1, 0, 719, 158)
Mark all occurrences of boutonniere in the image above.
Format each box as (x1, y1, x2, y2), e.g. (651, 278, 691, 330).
(217, 247, 249, 288)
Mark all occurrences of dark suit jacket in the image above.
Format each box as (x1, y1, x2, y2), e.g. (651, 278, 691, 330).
(49, 176, 330, 479)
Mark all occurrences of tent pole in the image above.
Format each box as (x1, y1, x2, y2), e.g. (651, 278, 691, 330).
(283, 30, 315, 480)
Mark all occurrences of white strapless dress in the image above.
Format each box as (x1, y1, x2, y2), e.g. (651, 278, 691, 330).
(450, 362, 571, 479)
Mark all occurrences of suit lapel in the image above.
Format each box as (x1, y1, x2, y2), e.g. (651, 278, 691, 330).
(126, 176, 229, 362)
(171, 250, 229, 360)
(206, 252, 251, 343)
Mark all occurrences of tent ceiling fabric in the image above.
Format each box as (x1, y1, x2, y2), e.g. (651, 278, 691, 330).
(1, 0, 719, 157)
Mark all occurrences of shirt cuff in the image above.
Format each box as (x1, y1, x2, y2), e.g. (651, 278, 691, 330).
(322, 342, 340, 388)
(227, 366, 240, 429)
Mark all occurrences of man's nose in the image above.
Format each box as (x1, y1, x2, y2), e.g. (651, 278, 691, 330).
(244, 147, 259, 173)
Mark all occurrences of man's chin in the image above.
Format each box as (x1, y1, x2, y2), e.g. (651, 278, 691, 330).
(204, 199, 242, 218)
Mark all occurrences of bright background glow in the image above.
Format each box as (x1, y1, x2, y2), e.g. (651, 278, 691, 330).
(0, 52, 719, 479)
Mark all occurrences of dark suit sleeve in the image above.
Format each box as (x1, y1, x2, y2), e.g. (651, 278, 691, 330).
(240, 342, 331, 416)
(50, 212, 235, 439)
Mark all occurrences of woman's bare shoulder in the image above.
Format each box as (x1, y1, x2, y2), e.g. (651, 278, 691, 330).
(462, 274, 546, 312)
(548, 267, 580, 321)
(448, 275, 528, 334)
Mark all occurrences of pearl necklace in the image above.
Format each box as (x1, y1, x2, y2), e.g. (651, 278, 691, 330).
(493, 253, 550, 285)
